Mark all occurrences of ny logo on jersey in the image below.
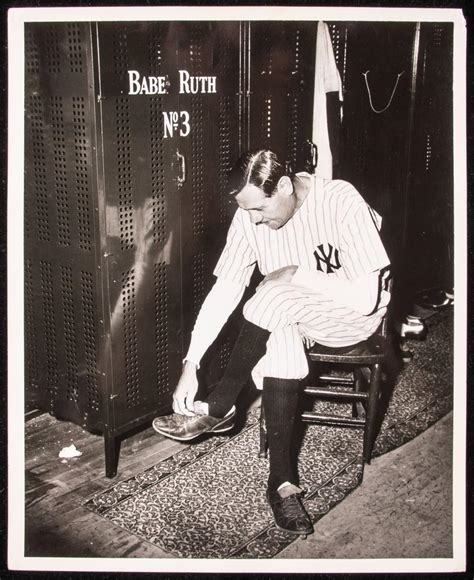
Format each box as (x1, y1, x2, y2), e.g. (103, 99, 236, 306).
(314, 243, 342, 274)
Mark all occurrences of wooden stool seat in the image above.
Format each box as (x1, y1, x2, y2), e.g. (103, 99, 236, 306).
(307, 334, 387, 364)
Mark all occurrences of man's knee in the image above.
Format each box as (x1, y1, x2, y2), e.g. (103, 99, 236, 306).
(255, 327, 309, 382)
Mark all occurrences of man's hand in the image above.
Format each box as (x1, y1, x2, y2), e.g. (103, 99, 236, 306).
(172, 361, 199, 416)
(257, 265, 298, 290)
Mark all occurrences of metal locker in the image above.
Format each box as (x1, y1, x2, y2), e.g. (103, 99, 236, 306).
(93, 22, 185, 471)
(338, 22, 418, 237)
(333, 21, 419, 314)
(247, 22, 316, 170)
(174, 22, 242, 391)
(24, 21, 245, 477)
(337, 21, 454, 299)
(404, 23, 454, 292)
(25, 23, 105, 433)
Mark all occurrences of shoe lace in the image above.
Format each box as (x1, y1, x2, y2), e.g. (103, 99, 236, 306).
(281, 493, 305, 520)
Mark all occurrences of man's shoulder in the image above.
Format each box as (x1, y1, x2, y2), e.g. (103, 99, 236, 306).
(230, 206, 250, 226)
(320, 178, 382, 230)
(321, 177, 359, 195)
(319, 178, 366, 208)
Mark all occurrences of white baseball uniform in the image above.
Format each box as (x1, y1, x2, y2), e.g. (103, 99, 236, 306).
(186, 173, 390, 387)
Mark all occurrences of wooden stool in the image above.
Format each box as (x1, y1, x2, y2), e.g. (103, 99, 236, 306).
(259, 310, 390, 479)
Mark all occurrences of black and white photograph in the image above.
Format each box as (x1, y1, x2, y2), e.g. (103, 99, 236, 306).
(7, 5, 467, 574)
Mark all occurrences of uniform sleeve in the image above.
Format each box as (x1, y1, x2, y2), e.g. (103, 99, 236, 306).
(340, 202, 390, 279)
(184, 277, 245, 367)
(292, 268, 380, 315)
(213, 209, 257, 286)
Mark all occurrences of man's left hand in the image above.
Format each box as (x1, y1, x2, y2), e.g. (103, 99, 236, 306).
(257, 265, 298, 290)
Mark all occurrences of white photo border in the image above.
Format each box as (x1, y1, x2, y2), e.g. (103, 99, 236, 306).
(7, 5, 467, 574)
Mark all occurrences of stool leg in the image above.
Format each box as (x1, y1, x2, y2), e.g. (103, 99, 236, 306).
(351, 370, 358, 418)
(259, 404, 268, 458)
(363, 362, 382, 465)
(352, 369, 361, 418)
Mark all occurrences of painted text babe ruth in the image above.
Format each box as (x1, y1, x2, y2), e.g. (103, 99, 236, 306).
(153, 149, 390, 535)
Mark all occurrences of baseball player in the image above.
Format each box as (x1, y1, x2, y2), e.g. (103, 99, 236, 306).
(153, 149, 390, 535)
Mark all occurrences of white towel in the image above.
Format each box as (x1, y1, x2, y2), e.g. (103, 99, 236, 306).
(312, 21, 343, 179)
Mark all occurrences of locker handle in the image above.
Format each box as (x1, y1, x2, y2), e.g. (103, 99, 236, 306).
(177, 150, 186, 187)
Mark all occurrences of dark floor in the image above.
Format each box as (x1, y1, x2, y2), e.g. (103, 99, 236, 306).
(21, 307, 460, 565)
(23, 403, 456, 562)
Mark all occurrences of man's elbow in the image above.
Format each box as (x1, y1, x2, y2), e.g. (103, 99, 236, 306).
(354, 274, 380, 315)
(356, 295, 378, 316)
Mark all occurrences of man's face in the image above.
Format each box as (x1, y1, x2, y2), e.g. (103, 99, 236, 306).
(234, 182, 295, 230)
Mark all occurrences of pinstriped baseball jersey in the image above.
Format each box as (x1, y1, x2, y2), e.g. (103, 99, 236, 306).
(214, 173, 390, 351)
(215, 173, 388, 283)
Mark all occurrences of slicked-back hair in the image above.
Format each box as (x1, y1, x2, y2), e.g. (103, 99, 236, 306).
(228, 149, 292, 198)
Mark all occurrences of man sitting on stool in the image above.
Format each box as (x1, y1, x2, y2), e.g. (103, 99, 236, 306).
(153, 148, 390, 536)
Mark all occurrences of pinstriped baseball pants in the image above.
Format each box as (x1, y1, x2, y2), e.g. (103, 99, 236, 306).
(243, 280, 384, 387)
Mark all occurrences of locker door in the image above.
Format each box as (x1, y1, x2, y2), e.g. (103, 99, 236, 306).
(405, 23, 454, 292)
(24, 23, 104, 430)
(173, 22, 242, 389)
(338, 22, 417, 275)
(95, 22, 183, 430)
(248, 22, 316, 169)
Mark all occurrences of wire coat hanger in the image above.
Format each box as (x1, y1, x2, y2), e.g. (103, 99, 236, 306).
(362, 70, 405, 114)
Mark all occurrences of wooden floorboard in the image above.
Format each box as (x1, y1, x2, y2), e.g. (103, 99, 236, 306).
(23, 399, 454, 562)
(24, 412, 185, 558)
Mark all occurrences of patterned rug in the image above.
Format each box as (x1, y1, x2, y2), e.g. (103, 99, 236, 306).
(85, 310, 453, 559)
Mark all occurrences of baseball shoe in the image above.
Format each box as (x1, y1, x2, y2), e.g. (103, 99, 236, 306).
(152, 406, 236, 441)
(267, 485, 314, 536)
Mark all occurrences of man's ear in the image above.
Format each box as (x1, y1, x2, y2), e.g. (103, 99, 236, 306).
(277, 176, 294, 196)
